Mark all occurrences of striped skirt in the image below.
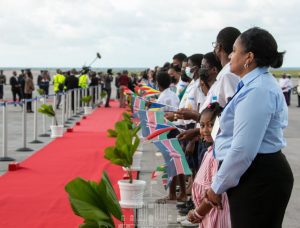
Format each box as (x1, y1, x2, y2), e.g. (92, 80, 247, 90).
(192, 147, 231, 228)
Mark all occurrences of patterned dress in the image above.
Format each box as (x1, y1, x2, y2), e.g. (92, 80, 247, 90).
(192, 146, 231, 228)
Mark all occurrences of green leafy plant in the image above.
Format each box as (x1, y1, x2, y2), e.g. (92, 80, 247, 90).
(38, 104, 58, 125)
(104, 112, 141, 183)
(100, 90, 107, 99)
(107, 112, 136, 138)
(81, 95, 92, 106)
(65, 171, 123, 228)
(37, 88, 45, 95)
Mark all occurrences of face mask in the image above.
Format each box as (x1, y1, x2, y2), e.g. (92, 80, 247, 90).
(199, 68, 209, 83)
(181, 71, 190, 82)
(185, 67, 193, 79)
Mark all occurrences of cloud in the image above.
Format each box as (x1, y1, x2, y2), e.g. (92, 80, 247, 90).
(0, 0, 299, 67)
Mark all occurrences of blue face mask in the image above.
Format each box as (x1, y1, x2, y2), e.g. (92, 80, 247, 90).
(185, 67, 193, 79)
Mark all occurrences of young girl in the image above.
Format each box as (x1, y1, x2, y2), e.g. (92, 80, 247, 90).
(187, 102, 231, 227)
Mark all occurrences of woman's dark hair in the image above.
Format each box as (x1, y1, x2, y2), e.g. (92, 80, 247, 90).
(217, 27, 241, 55)
(200, 102, 223, 121)
(203, 52, 222, 72)
(156, 71, 171, 89)
(239, 27, 285, 68)
(188, 54, 203, 68)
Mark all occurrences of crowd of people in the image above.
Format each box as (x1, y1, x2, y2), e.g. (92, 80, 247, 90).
(0, 68, 118, 112)
(122, 27, 294, 228)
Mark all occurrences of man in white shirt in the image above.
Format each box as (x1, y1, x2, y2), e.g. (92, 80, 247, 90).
(278, 74, 290, 105)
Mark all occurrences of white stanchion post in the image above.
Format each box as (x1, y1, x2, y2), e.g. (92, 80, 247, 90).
(39, 95, 50, 137)
(96, 86, 99, 105)
(74, 89, 78, 116)
(52, 94, 57, 126)
(16, 99, 33, 152)
(61, 93, 65, 125)
(30, 97, 43, 143)
(0, 103, 15, 161)
(68, 90, 71, 118)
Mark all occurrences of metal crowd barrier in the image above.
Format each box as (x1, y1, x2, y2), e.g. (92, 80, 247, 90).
(0, 85, 102, 161)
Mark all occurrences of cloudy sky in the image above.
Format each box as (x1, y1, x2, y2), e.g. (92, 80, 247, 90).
(0, 0, 299, 68)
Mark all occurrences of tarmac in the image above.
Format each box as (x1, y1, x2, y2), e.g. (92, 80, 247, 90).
(0, 83, 299, 227)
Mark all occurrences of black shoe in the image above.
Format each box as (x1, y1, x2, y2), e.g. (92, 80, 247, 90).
(176, 203, 187, 209)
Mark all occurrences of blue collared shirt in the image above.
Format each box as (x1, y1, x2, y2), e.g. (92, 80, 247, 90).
(211, 67, 288, 194)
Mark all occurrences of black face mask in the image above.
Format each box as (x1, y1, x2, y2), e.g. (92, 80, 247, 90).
(199, 68, 209, 82)
(199, 68, 211, 89)
(181, 71, 190, 82)
(171, 76, 177, 84)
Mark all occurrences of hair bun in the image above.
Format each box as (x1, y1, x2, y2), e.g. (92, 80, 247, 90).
(270, 51, 285, 68)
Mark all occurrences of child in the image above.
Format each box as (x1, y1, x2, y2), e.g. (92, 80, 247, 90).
(155, 72, 187, 203)
(187, 103, 231, 227)
(156, 71, 180, 112)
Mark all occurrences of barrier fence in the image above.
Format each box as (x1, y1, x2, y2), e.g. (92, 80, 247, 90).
(0, 85, 103, 162)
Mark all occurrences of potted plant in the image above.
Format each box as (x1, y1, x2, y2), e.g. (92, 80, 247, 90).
(104, 113, 146, 208)
(38, 104, 63, 138)
(81, 95, 93, 115)
(65, 171, 123, 227)
(107, 112, 143, 171)
(37, 88, 46, 102)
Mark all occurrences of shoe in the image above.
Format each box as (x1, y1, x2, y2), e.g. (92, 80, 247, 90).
(105, 105, 111, 108)
(179, 204, 195, 216)
(180, 219, 198, 227)
(176, 202, 187, 209)
(177, 215, 187, 223)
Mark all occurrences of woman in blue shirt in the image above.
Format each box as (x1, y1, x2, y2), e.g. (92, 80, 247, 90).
(204, 27, 294, 228)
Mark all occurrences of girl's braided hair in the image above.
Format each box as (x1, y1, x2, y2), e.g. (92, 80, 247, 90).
(200, 102, 223, 122)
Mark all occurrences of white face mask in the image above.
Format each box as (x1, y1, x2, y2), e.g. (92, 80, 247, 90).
(185, 67, 193, 79)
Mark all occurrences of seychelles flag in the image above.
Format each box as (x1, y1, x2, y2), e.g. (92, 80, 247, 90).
(149, 102, 166, 109)
(153, 138, 192, 187)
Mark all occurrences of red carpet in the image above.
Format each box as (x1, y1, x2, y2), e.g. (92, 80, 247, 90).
(0, 101, 134, 228)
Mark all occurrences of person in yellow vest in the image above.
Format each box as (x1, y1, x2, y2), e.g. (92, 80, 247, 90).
(78, 68, 90, 107)
(78, 73, 88, 89)
(53, 69, 65, 109)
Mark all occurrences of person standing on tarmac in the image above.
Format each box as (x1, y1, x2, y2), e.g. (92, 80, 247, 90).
(65, 69, 79, 111)
(103, 69, 113, 107)
(53, 69, 65, 109)
(0, 70, 6, 100)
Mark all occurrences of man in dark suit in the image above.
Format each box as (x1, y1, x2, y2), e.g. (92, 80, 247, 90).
(9, 71, 23, 106)
(65, 69, 79, 111)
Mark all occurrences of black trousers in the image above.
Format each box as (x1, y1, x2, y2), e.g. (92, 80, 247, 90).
(25, 93, 32, 111)
(12, 89, 22, 103)
(227, 152, 294, 228)
(283, 91, 289, 106)
(103, 88, 111, 107)
(0, 84, 3, 99)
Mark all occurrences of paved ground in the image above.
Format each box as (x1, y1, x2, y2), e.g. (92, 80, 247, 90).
(0, 81, 299, 227)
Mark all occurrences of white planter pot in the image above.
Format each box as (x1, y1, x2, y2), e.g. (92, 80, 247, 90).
(118, 179, 146, 208)
(84, 106, 93, 115)
(50, 125, 64, 138)
(131, 151, 143, 171)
